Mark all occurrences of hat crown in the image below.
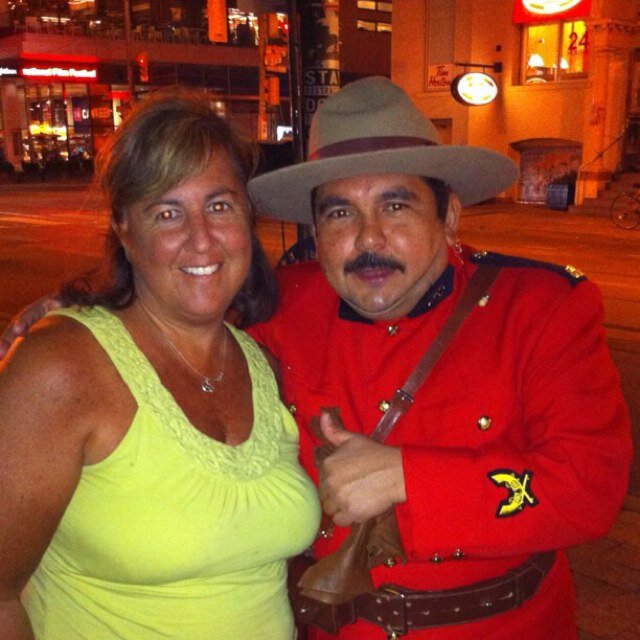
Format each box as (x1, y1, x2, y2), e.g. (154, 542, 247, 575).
(309, 76, 441, 155)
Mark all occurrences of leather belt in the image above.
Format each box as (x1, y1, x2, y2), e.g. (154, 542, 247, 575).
(325, 551, 556, 636)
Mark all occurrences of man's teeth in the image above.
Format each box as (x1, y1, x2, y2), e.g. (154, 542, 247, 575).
(181, 264, 220, 276)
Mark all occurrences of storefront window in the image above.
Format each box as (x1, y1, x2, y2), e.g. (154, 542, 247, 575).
(523, 20, 588, 83)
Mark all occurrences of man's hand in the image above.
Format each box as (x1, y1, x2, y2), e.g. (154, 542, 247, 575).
(317, 411, 406, 527)
(0, 295, 61, 360)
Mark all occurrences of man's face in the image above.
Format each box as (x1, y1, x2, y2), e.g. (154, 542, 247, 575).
(313, 174, 459, 321)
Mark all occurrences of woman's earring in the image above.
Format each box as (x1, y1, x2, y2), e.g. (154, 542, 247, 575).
(453, 237, 464, 265)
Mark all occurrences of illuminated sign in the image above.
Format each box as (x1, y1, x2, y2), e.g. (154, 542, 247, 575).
(513, 0, 591, 22)
(21, 66, 98, 82)
(524, 0, 581, 12)
(0, 66, 18, 77)
(451, 72, 498, 106)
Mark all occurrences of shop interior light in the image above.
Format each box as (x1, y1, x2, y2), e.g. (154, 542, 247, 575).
(451, 72, 498, 106)
(29, 123, 67, 139)
(528, 53, 545, 67)
(560, 57, 569, 69)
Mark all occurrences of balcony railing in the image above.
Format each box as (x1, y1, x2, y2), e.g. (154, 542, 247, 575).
(12, 18, 214, 46)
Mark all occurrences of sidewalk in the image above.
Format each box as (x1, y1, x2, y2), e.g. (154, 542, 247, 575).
(570, 496, 640, 640)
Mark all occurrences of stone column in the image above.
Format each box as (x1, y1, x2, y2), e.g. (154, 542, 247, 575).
(0, 83, 24, 170)
(577, 19, 634, 202)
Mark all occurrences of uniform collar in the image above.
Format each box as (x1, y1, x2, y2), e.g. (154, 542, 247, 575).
(338, 264, 455, 324)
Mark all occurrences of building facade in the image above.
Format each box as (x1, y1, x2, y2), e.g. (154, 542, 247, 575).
(0, 0, 391, 174)
(392, 0, 639, 203)
(0, 0, 287, 172)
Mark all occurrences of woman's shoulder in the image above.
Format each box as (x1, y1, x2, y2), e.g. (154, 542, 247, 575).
(1, 312, 109, 399)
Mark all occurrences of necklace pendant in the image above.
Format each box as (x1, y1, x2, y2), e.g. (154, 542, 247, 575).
(201, 379, 215, 393)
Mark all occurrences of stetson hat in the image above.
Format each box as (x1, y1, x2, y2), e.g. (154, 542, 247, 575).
(249, 76, 518, 224)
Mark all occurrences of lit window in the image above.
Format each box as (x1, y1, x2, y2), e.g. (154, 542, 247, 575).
(559, 21, 588, 77)
(377, 22, 392, 32)
(357, 1, 392, 11)
(523, 20, 588, 84)
(357, 19, 376, 31)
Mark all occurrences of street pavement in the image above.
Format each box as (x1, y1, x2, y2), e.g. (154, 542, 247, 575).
(0, 185, 639, 639)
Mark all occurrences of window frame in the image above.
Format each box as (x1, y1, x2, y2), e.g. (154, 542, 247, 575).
(521, 18, 589, 85)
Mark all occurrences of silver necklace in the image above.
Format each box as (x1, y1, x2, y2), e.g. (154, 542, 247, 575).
(138, 303, 229, 393)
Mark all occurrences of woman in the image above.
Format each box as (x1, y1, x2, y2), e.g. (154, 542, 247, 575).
(0, 92, 321, 639)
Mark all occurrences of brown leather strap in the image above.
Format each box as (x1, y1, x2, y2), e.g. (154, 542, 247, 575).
(371, 265, 500, 443)
(316, 551, 556, 635)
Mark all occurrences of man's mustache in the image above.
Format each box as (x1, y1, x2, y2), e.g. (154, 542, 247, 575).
(344, 252, 405, 274)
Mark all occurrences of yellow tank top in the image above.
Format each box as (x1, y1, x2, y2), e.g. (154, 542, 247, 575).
(22, 306, 320, 640)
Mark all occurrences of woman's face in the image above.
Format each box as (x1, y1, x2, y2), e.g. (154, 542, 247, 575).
(115, 151, 252, 327)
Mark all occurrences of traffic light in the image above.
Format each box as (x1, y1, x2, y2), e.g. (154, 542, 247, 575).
(135, 52, 149, 83)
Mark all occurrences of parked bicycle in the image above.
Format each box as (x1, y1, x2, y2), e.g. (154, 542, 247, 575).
(611, 183, 640, 229)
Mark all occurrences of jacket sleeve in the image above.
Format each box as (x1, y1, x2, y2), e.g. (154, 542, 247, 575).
(394, 279, 632, 561)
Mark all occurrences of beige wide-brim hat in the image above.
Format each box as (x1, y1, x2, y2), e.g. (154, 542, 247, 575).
(249, 76, 519, 224)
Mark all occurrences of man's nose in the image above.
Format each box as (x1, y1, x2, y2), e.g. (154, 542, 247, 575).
(354, 213, 386, 252)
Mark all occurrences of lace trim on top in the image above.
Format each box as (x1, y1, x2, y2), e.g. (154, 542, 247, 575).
(53, 307, 283, 480)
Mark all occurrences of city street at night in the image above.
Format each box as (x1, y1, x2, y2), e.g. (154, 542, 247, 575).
(1, 182, 639, 639)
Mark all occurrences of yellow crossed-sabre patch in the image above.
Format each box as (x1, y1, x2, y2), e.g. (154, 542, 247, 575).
(488, 469, 539, 518)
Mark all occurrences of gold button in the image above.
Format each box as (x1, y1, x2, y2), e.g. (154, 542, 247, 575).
(378, 400, 390, 413)
(287, 404, 297, 416)
(565, 265, 584, 279)
(477, 415, 492, 431)
(385, 556, 396, 568)
(478, 294, 490, 307)
(386, 325, 399, 336)
(451, 548, 465, 559)
(429, 553, 443, 563)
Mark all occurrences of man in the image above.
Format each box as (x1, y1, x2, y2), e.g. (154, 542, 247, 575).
(247, 77, 631, 639)
(0, 77, 631, 639)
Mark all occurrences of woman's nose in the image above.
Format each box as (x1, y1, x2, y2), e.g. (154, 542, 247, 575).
(186, 212, 213, 251)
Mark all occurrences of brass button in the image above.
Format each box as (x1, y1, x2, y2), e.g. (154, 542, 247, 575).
(378, 399, 390, 413)
(385, 556, 396, 568)
(477, 415, 492, 431)
(429, 553, 443, 563)
(451, 548, 465, 559)
(386, 324, 399, 336)
(478, 294, 490, 307)
(318, 526, 334, 540)
(565, 264, 584, 279)
(287, 403, 297, 416)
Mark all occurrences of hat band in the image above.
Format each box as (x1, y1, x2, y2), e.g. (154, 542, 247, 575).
(310, 136, 436, 160)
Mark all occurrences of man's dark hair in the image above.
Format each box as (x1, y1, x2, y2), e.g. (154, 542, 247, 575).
(421, 177, 451, 222)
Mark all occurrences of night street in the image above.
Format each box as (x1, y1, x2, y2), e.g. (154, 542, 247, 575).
(1, 183, 639, 638)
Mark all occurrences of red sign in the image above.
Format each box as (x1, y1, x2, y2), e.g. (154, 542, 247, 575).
(513, 0, 592, 23)
(20, 65, 98, 82)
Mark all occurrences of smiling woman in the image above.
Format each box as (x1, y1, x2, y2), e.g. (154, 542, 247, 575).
(0, 91, 321, 640)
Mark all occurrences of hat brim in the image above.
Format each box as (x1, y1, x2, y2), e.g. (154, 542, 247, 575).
(249, 146, 519, 224)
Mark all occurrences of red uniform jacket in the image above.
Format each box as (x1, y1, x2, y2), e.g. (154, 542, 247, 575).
(249, 249, 631, 640)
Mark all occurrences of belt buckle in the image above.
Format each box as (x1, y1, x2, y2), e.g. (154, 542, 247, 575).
(374, 584, 409, 636)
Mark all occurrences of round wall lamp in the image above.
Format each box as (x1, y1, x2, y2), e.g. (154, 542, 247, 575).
(450, 72, 498, 106)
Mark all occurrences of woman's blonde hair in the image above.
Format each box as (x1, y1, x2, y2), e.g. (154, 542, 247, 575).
(98, 89, 258, 223)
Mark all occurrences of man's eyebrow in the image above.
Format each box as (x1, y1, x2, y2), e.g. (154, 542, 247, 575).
(378, 186, 416, 201)
(315, 194, 352, 215)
